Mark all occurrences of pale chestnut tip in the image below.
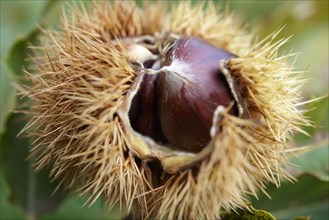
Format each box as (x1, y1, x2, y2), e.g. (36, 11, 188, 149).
(125, 44, 158, 63)
(129, 37, 238, 152)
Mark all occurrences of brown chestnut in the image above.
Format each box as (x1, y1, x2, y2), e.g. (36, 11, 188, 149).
(129, 37, 238, 152)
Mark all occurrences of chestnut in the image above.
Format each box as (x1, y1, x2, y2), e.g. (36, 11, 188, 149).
(129, 37, 238, 152)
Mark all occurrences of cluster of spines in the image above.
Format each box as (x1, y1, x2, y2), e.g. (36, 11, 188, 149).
(21, 1, 310, 219)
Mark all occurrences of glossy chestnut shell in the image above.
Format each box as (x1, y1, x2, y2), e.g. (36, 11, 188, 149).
(129, 37, 238, 152)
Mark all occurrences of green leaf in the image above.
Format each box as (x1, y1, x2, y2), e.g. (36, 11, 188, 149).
(251, 174, 329, 219)
(289, 97, 329, 182)
(289, 140, 329, 181)
(6, 28, 40, 80)
(0, 174, 25, 220)
(0, 1, 47, 56)
(0, 113, 67, 219)
(1, 0, 62, 138)
(6, 0, 62, 80)
(294, 97, 329, 144)
(0, 62, 16, 136)
(39, 195, 122, 220)
(309, 97, 329, 136)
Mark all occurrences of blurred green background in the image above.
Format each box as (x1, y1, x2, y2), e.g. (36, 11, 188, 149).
(0, 1, 328, 219)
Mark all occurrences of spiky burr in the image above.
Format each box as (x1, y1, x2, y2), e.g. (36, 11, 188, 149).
(21, 1, 310, 219)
